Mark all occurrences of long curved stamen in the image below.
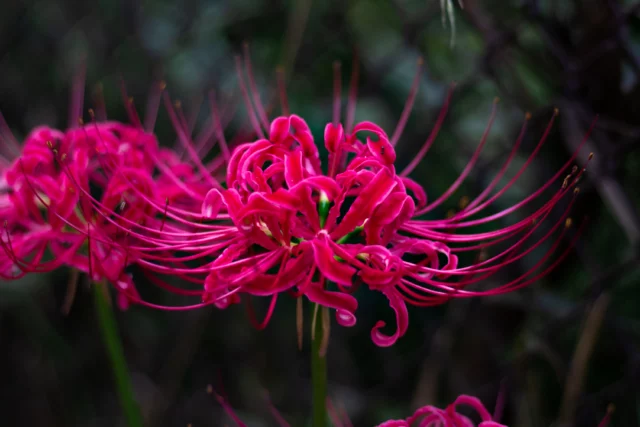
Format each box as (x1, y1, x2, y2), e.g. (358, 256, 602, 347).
(420, 97, 498, 214)
(235, 55, 266, 139)
(400, 83, 455, 178)
(243, 43, 271, 131)
(390, 58, 423, 147)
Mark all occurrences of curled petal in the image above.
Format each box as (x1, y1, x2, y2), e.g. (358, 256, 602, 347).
(377, 421, 408, 427)
(366, 135, 396, 165)
(284, 151, 304, 187)
(311, 235, 356, 287)
(400, 177, 427, 208)
(304, 283, 358, 328)
(450, 395, 494, 422)
(202, 188, 223, 219)
(324, 122, 344, 153)
(371, 290, 408, 347)
(290, 176, 341, 200)
(269, 116, 290, 144)
(330, 168, 397, 239)
(289, 115, 315, 154)
(352, 121, 388, 137)
(371, 193, 415, 226)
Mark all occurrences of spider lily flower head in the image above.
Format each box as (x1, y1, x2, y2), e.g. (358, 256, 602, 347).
(205, 387, 613, 427)
(206, 386, 502, 427)
(0, 120, 162, 286)
(377, 398, 614, 427)
(2, 50, 593, 344)
(377, 395, 506, 427)
(123, 52, 592, 347)
(0, 71, 236, 309)
(0, 82, 181, 310)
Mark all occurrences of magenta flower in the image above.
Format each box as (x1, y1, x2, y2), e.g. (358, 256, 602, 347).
(377, 395, 506, 427)
(1, 54, 591, 346)
(0, 110, 166, 308)
(117, 55, 590, 347)
(205, 385, 503, 427)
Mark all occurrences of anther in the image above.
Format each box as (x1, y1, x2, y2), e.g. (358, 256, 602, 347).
(553, 107, 560, 116)
(565, 218, 573, 228)
(525, 112, 532, 120)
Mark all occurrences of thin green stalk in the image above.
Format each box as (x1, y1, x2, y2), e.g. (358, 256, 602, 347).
(311, 303, 327, 427)
(93, 284, 144, 427)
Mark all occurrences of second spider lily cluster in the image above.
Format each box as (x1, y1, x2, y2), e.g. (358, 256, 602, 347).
(0, 53, 591, 347)
(210, 388, 507, 427)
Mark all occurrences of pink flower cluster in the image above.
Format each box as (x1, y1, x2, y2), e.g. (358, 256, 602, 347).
(211, 388, 613, 427)
(0, 55, 591, 346)
(210, 388, 505, 426)
(0, 118, 173, 308)
(377, 395, 505, 427)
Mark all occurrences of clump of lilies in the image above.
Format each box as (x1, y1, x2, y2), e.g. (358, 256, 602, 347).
(210, 388, 509, 426)
(0, 50, 595, 425)
(208, 385, 613, 427)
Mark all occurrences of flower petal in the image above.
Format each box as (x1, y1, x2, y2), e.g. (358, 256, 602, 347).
(311, 234, 356, 287)
(330, 168, 397, 239)
(370, 290, 408, 347)
(202, 188, 223, 219)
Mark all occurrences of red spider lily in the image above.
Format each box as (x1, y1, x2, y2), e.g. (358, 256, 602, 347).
(113, 53, 591, 347)
(208, 390, 504, 427)
(0, 121, 158, 293)
(377, 395, 506, 427)
(206, 384, 500, 427)
(1, 50, 593, 346)
(206, 388, 613, 427)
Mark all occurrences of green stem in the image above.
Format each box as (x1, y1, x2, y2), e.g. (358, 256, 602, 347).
(93, 284, 144, 427)
(311, 303, 327, 427)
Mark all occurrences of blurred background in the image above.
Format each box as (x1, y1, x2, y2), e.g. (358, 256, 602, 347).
(1, 0, 640, 425)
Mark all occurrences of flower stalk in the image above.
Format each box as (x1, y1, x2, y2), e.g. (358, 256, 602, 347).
(93, 281, 144, 427)
(311, 302, 328, 427)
